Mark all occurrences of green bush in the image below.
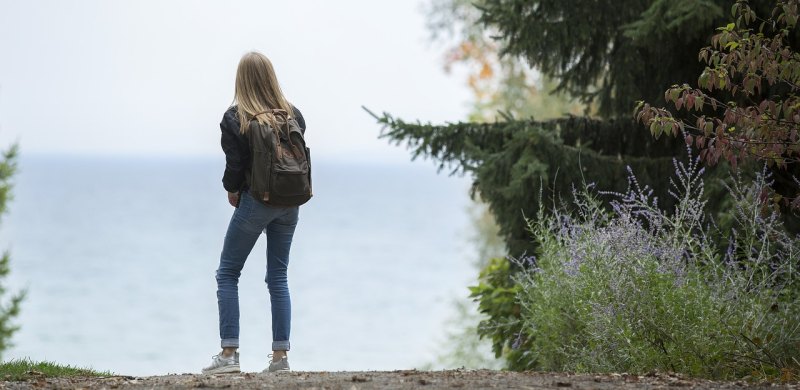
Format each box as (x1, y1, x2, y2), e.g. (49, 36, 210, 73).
(475, 157, 800, 380)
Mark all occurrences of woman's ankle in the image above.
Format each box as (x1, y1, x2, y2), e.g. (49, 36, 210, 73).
(272, 351, 287, 361)
(221, 347, 238, 358)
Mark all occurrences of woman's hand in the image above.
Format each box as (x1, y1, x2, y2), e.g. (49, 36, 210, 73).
(227, 191, 240, 208)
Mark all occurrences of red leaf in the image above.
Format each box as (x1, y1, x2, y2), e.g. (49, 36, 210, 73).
(696, 117, 705, 129)
(759, 100, 769, 113)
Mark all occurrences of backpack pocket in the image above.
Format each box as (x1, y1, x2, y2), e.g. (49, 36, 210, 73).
(271, 163, 310, 197)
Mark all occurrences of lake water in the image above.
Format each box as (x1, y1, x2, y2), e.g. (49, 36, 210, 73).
(0, 155, 477, 376)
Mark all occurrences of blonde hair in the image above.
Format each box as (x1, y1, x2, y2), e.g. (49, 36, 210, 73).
(233, 51, 293, 134)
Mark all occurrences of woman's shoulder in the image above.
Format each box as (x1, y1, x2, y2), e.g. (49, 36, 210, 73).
(221, 106, 240, 133)
(224, 105, 238, 119)
(290, 105, 306, 131)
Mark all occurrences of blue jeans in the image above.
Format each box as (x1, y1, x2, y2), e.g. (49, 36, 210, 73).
(216, 191, 299, 351)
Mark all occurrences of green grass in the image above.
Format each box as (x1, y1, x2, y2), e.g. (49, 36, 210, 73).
(0, 358, 113, 381)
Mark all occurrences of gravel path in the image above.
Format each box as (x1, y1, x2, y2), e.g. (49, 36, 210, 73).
(2, 369, 797, 389)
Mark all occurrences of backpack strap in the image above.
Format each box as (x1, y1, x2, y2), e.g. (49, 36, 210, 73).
(271, 108, 289, 118)
(251, 109, 291, 121)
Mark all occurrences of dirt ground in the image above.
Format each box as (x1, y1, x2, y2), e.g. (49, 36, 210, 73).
(2, 369, 798, 389)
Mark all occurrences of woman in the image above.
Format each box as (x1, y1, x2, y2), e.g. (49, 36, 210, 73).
(203, 51, 306, 375)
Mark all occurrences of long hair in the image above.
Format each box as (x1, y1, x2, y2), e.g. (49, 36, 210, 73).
(233, 51, 293, 134)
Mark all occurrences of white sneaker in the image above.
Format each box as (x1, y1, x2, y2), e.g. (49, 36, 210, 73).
(262, 354, 290, 373)
(202, 352, 240, 374)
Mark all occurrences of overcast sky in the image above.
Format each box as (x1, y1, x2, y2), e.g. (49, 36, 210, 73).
(0, 0, 472, 163)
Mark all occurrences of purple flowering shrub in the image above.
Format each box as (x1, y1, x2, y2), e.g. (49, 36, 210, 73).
(513, 156, 800, 379)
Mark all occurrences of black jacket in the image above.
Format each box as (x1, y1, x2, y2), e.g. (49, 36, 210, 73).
(220, 105, 306, 192)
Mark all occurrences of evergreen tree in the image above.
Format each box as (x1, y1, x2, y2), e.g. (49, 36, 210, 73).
(371, 112, 699, 255)
(477, 0, 737, 118)
(374, 0, 797, 258)
(0, 144, 24, 358)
